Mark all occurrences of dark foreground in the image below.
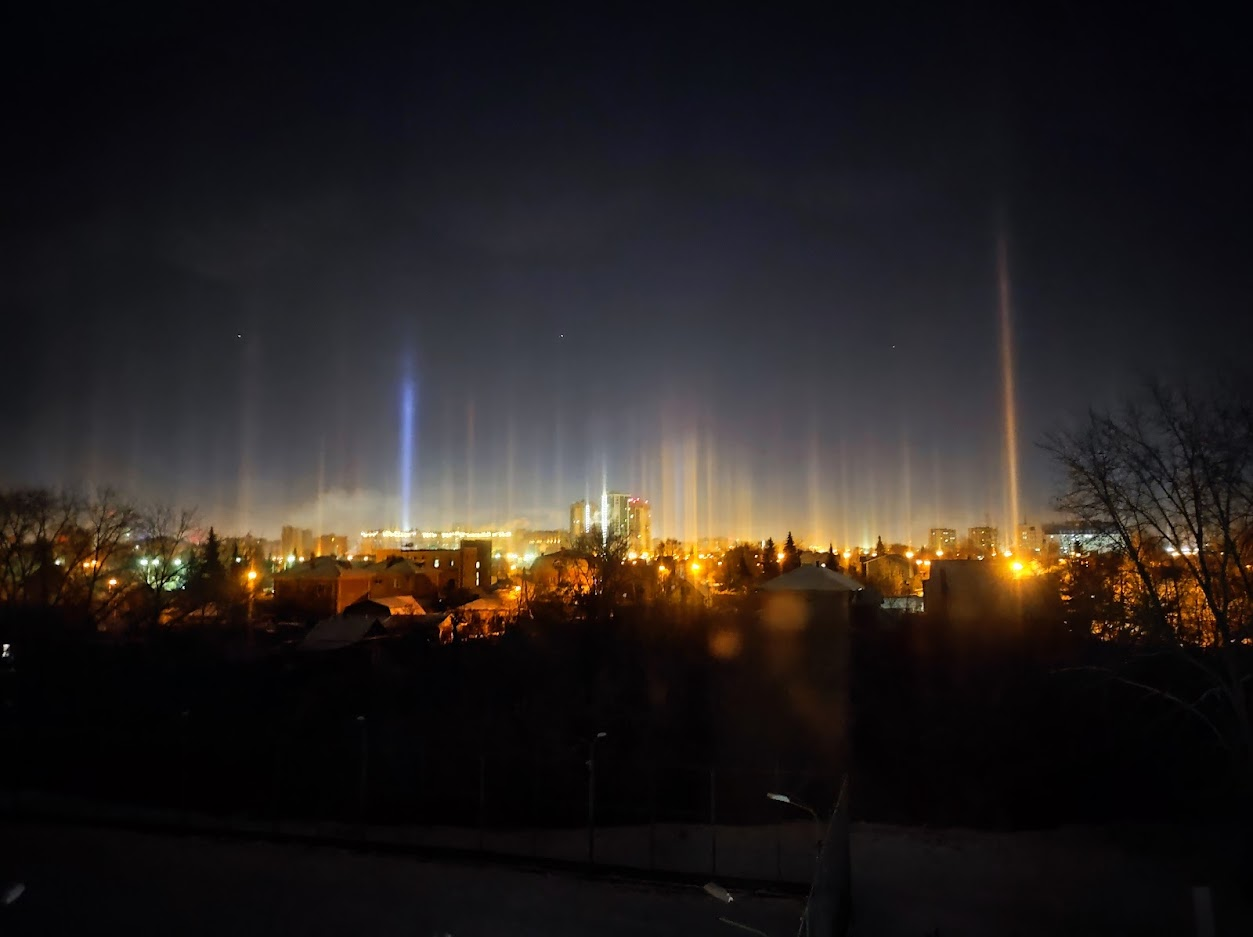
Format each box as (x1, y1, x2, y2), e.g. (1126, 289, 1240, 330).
(0, 822, 799, 937)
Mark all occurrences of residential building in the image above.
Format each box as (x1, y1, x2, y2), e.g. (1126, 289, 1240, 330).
(628, 498, 652, 555)
(967, 526, 999, 556)
(928, 528, 958, 555)
(315, 533, 349, 558)
(1043, 522, 1120, 557)
(280, 525, 315, 561)
(370, 540, 493, 593)
(570, 491, 644, 546)
(516, 529, 568, 557)
(569, 500, 590, 540)
(603, 491, 631, 540)
(273, 558, 375, 619)
(1015, 523, 1043, 555)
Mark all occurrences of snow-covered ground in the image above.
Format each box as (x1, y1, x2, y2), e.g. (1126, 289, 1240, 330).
(0, 822, 801, 937)
(4, 792, 1250, 935)
(850, 822, 1250, 936)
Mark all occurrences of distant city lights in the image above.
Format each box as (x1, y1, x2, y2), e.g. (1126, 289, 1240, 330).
(361, 529, 512, 540)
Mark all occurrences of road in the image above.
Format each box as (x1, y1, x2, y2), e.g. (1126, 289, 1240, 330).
(0, 821, 800, 937)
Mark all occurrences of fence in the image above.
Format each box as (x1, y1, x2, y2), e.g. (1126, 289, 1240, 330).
(1, 710, 840, 885)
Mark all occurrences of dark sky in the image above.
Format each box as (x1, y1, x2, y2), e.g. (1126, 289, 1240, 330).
(3, 3, 1249, 544)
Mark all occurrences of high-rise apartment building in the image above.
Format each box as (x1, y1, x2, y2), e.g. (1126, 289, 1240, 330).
(315, 533, 348, 558)
(280, 526, 314, 560)
(968, 526, 999, 556)
(628, 498, 652, 555)
(570, 492, 649, 550)
(603, 491, 631, 539)
(928, 527, 958, 555)
(569, 500, 590, 540)
(1015, 523, 1043, 555)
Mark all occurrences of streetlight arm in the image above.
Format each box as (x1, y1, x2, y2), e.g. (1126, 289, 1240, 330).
(766, 793, 820, 824)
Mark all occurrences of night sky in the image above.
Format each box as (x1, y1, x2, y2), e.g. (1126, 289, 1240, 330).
(3, 4, 1249, 545)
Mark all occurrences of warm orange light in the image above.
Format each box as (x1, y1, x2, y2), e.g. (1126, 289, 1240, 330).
(247, 569, 258, 582)
(690, 561, 701, 574)
(107, 577, 117, 587)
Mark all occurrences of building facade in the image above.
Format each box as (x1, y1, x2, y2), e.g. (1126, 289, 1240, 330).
(1015, 523, 1043, 555)
(280, 526, 315, 561)
(569, 500, 590, 540)
(314, 533, 349, 558)
(928, 528, 958, 555)
(1042, 522, 1120, 556)
(627, 498, 651, 555)
(370, 540, 493, 593)
(967, 526, 999, 556)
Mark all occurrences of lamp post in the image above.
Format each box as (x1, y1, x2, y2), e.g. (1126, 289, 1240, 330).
(586, 731, 607, 865)
(246, 569, 258, 643)
(767, 792, 823, 851)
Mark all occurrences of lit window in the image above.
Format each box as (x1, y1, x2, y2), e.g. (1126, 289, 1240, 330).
(434, 560, 440, 568)
(475, 560, 480, 569)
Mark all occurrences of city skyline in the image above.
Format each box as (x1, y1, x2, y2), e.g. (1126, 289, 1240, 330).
(3, 7, 1248, 553)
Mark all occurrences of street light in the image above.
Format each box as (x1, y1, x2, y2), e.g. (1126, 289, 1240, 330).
(767, 792, 823, 850)
(586, 731, 607, 865)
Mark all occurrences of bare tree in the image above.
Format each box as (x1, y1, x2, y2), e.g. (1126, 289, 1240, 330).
(0, 488, 139, 625)
(570, 524, 630, 611)
(129, 504, 197, 630)
(0, 488, 82, 607)
(1044, 381, 1253, 785)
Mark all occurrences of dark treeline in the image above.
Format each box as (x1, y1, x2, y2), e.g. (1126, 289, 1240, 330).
(1, 595, 1246, 838)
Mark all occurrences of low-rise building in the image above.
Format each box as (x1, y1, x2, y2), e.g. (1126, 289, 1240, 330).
(1043, 522, 1120, 556)
(369, 540, 492, 594)
(273, 558, 375, 619)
